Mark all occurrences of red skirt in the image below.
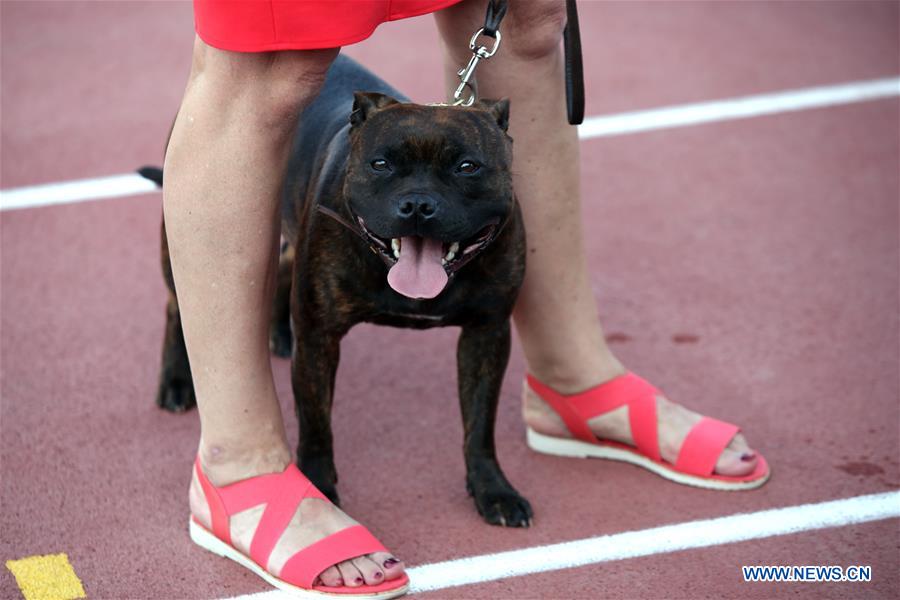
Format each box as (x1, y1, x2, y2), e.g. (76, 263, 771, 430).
(194, 0, 463, 52)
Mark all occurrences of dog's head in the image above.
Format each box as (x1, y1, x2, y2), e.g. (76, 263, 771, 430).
(344, 92, 513, 300)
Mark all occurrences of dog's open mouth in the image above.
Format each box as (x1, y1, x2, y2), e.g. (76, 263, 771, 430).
(356, 216, 498, 299)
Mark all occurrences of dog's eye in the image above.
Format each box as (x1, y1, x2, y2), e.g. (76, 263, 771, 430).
(370, 159, 391, 172)
(456, 161, 480, 175)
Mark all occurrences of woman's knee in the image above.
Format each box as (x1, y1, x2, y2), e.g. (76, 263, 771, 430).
(438, 0, 565, 65)
(188, 37, 338, 127)
(503, 1, 567, 62)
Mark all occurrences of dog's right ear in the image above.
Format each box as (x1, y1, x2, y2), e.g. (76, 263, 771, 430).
(477, 98, 510, 132)
(350, 92, 400, 127)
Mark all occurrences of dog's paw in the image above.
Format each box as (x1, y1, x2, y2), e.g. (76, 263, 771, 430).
(469, 483, 534, 528)
(156, 375, 197, 413)
(299, 455, 341, 505)
(318, 482, 341, 506)
(269, 324, 292, 359)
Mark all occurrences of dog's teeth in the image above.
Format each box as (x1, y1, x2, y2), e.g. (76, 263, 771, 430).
(441, 258, 447, 266)
(393, 249, 400, 259)
(391, 238, 400, 259)
(449, 241, 460, 254)
(444, 250, 456, 261)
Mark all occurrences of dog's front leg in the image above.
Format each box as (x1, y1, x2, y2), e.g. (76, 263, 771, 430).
(268, 241, 294, 359)
(291, 310, 343, 505)
(458, 322, 533, 527)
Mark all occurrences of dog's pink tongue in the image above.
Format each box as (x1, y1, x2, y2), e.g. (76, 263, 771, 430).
(387, 236, 448, 299)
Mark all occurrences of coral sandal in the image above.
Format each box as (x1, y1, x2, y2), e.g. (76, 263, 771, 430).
(525, 372, 770, 490)
(189, 457, 409, 599)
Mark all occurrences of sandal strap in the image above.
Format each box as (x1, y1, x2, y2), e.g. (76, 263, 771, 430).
(247, 464, 327, 569)
(280, 525, 388, 589)
(527, 372, 661, 461)
(194, 458, 328, 569)
(194, 456, 233, 545)
(674, 416, 740, 476)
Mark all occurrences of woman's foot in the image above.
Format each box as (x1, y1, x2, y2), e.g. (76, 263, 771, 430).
(522, 369, 759, 477)
(189, 448, 405, 589)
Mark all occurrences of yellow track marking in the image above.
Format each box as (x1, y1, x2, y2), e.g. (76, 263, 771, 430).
(5, 553, 86, 600)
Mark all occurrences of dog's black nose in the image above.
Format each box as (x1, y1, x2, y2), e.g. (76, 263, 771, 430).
(398, 199, 415, 217)
(397, 196, 438, 221)
(418, 200, 435, 217)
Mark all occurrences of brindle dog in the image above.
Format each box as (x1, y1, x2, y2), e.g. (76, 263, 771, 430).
(150, 55, 531, 527)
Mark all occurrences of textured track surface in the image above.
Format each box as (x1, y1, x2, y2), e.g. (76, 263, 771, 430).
(2, 1, 898, 599)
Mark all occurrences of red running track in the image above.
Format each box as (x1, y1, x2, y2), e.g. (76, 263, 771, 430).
(2, 2, 898, 599)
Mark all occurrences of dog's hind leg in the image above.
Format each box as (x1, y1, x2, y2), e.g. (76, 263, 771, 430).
(458, 321, 533, 527)
(269, 239, 294, 358)
(156, 221, 196, 412)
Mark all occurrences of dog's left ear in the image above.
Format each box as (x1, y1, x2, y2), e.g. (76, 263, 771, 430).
(351, 92, 400, 127)
(479, 98, 510, 132)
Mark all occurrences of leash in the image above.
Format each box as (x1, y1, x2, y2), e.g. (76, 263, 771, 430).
(563, 0, 585, 124)
(450, 0, 584, 125)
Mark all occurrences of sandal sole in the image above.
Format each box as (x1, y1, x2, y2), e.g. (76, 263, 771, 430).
(189, 518, 409, 599)
(526, 427, 770, 491)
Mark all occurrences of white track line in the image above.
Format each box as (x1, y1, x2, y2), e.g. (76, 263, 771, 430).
(2, 77, 898, 213)
(0, 173, 158, 212)
(222, 490, 899, 599)
(578, 76, 900, 138)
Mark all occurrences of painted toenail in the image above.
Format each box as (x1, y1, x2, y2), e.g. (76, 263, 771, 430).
(740, 452, 756, 461)
(374, 572, 383, 579)
(355, 577, 363, 584)
(384, 558, 399, 567)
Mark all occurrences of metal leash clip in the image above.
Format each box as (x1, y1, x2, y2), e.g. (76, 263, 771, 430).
(451, 27, 502, 106)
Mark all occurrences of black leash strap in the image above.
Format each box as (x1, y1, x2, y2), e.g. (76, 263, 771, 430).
(563, 0, 585, 124)
(482, 0, 508, 38)
(480, 0, 584, 125)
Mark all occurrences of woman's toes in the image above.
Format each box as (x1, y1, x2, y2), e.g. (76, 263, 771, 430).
(715, 443, 757, 476)
(317, 566, 344, 587)
(351, 556, 385, 586)
(371, 551, 404, 580)
(337, 561, 364, 587)
(733, 433, 753, 453)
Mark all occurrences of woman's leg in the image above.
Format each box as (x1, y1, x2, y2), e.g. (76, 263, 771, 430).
(163, 38, 404, 586)
(435, 1, 757, 475)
